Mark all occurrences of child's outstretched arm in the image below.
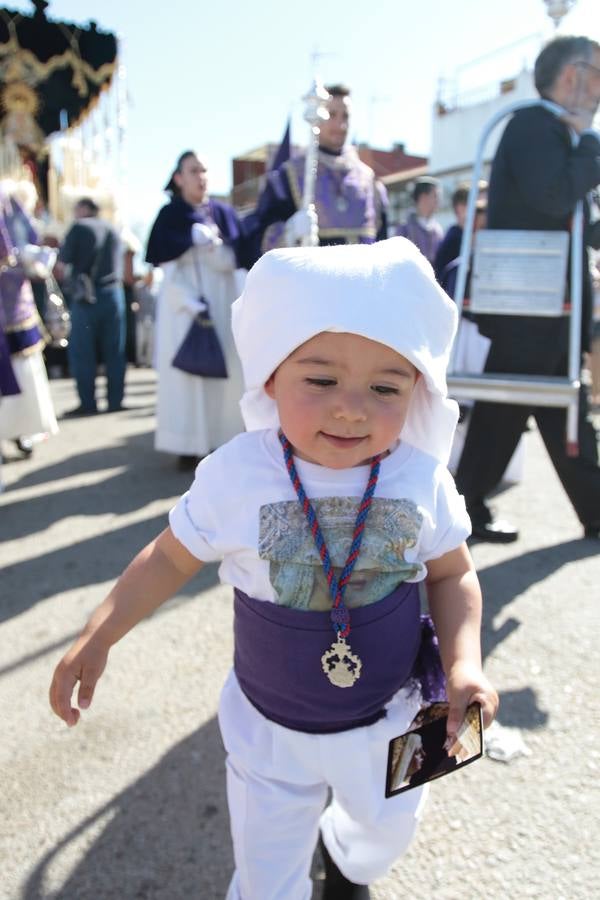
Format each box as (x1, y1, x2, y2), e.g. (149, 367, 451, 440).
(425, 542, 498, 738)
(50, 527, 203, 727)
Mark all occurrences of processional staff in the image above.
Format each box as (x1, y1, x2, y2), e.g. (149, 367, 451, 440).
(300, 79, 330, 247)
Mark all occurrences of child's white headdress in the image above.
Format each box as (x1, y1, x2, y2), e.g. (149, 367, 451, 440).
(232, 237, 459, 464)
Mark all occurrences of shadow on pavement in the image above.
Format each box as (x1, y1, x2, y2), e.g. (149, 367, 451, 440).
(0, 631, 81, 678)
(477, 538, 598, 729)
(0, 510, 219, 626)
(0, 432, 193, 543)
(1, 425, 215, 625)
(495, 687, 549, 729)
(21, 718, 233, 900)
(115, 380, 157, 396)
(0, 557, 218, 676)
(478, 537, 598, 658)
(1, 428, 184, 495)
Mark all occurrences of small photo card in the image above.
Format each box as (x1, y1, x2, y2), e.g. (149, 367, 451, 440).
(385, 702, 483, 797)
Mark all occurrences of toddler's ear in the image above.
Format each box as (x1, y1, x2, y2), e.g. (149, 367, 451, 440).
(264, 375, 276, 399)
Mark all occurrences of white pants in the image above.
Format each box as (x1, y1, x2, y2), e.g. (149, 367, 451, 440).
(219, 671, 428, 900)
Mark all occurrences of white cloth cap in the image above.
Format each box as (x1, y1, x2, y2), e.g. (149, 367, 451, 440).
(232, 237, 459, 464)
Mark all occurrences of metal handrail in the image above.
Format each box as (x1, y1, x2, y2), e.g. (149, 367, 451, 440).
(448, 98, 583, 453)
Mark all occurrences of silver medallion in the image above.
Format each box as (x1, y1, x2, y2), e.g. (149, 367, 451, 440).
(321, 637, 362, 688)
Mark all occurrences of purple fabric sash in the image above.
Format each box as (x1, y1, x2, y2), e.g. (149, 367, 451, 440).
(0, 326, 20, 395)
(233, 583, 446, 734)
(5, 322, 44, 355)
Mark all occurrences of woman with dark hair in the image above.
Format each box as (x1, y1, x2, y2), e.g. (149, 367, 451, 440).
(146, 151, 247, 468)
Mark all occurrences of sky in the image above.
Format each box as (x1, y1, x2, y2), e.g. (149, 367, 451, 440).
(7, 0, 600, 240)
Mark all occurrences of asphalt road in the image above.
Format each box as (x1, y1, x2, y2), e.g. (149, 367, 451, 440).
(1, 369, 599, 899)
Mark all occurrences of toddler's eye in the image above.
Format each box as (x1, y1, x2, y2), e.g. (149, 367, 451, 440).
(372, 385, 400, 395)
(306, 378, 336, 387)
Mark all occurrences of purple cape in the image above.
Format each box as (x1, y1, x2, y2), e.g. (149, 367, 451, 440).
(145, 196, 249, 269)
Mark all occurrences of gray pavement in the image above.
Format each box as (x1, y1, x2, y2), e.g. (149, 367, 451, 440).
(1, 368, 599, 900)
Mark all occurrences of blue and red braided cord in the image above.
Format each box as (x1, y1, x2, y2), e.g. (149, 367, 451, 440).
(279, 431, 382, 639)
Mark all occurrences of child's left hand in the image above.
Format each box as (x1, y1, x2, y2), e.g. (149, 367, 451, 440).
(445, 659, 498, 738)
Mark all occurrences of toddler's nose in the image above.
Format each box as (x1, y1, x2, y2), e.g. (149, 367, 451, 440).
(332, 392, 368, 422)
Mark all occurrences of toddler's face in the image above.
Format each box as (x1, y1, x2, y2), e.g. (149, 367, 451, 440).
(265, 332, 418, 469)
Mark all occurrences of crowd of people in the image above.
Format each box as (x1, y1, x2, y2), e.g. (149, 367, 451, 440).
(1, 29, 599, 899)
(3, 34, 599, 532)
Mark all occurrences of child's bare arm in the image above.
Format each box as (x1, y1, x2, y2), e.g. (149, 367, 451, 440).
(49, 527, 203, 727)
(426, 543, 498, 736)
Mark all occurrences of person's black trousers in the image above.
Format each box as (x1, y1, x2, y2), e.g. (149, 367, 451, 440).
(455, 316, 600, 530)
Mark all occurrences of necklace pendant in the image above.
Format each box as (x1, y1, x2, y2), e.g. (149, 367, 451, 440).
(321, 637, 362, 688)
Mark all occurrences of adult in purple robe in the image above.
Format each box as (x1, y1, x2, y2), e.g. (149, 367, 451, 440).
(396, 177, 443, 265)
(242, 85, 388, 267)
(0, 188, 57, 447)
(0, 194, 43, 355)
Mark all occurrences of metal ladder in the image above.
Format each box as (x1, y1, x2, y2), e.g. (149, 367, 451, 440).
(447, 98, 584, 455)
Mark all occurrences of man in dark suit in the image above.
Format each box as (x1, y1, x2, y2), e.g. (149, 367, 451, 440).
(455, 35, 600, 542)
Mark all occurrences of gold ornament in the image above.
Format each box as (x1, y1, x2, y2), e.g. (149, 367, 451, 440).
(0, 81, 44, 150)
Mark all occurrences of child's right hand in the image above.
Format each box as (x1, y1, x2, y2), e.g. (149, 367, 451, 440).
(49, 632, 110, 727)
(49, 529, 204, 727)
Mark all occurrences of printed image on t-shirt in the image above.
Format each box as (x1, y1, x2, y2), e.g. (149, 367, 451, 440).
(258, 497, 423, 610)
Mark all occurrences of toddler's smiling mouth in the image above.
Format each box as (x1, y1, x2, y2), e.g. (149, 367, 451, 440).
(320, 433, 367, 448)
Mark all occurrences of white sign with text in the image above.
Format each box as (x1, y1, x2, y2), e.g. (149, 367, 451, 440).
(470, 230, 569, 316)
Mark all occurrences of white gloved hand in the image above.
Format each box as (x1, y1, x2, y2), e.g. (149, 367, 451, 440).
(192, 222, 222, 248)
(181, 296, 208, 316)
(284, 207, 319, 246)
(20, 244, 58, 279)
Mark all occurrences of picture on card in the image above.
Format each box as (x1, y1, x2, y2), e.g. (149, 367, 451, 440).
(385, 702, 483, 797)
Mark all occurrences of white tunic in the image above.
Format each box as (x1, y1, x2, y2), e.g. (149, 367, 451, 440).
(154, 242, 245, 456)
(170, 428, 471, 600)
(0, 351, 58, 440)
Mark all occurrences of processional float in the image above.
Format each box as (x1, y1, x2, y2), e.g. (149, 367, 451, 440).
(0, 0, 125, 230)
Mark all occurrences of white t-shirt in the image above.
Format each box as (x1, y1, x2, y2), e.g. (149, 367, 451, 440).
(169, 429, 471, 610)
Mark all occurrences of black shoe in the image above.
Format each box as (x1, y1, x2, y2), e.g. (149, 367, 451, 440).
(177, 454, 201, 471)
(319, 835, 370, 900)
(470, 519, 519, 543)
(583, 525, 600, 539)
(106, 404, 129, 412)
(62, 406, 98, 419)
